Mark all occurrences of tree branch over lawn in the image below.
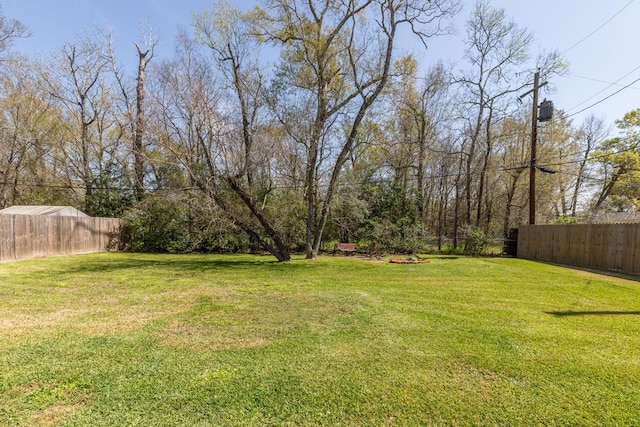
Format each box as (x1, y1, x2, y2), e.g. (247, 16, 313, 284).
(251, 0, 460, 259)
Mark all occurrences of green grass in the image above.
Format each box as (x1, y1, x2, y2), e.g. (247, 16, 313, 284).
(1, 253, 640, 426)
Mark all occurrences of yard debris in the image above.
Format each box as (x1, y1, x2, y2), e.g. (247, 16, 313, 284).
(389, 256, 430, 264)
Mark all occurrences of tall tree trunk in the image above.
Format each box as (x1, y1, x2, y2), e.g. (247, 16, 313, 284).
(226, 178, 292, 262)
(571, 117, 601, 217)
(475, 100, 494, 227)
(416, 113, 427, 219)
(437, 163, 447, 251)
(81, 102, 94, 214)
(464, 140, 474, 226)
(305, 138, 320, 259)
(308, 4, 398, 260)
(453, 150, 465, 249)
(199, 180, 291, 262)
(133, 44, 151, 202)
(503, 167, 525, 236)
(592, 172, 622, 217)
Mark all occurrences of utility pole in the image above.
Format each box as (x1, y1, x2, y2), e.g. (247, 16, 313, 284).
(529, 71, 540, 225)
(520, 70, 548, 225)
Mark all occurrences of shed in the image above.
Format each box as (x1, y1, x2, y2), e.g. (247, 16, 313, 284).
(0, 205, 89, 217)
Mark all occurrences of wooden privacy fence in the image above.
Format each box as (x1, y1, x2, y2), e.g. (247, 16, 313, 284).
(518, 224, 640, 275)
(0, 214, 120, 261)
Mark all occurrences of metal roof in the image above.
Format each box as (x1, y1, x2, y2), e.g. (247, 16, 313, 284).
(0, 205, 89, 217)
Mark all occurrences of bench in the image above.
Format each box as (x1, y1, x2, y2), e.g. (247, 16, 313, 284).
(334, 243, 357, 254)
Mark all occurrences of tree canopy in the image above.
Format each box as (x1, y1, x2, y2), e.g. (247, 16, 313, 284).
(0, 1, 634, 260)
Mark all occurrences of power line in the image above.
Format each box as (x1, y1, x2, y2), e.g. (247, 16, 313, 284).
(565, 64, 640, 113)
(562, 0, 636, 54)
(6, 136, 640, 193)
(566, 73, 640, 91)
(566, 74, 640, 118)
(558, 2, 639, 119)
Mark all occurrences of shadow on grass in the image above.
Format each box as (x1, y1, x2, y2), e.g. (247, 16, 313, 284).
(545, 310, 640, 317)
(529, 260, 640, 283)
(55, 254, 287, 275)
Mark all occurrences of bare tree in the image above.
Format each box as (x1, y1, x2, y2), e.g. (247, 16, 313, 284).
(150, 27, 294, 261)
(590, 109, 640, 216)
(456, 0, 534, 229)
(109, 24, 158, 202)
(570, 114, 608, 216)
(253, 0, 459, 259)
(495, 115, 530, 236)
(44, 30, 124, 215)
(388, 60, 451, 219)
(192, 3, 293, 261)
(0, 55, 53, 207)
(0, 6, 30, 53)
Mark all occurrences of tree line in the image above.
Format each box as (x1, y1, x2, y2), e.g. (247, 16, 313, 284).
(1, 0, 638, 261)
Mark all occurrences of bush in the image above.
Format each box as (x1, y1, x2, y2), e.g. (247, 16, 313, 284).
(554, 216, 577, 225)
(463, 226, 490, 256)
(120, 193, 250, 254)
(361, 218, 432, 254)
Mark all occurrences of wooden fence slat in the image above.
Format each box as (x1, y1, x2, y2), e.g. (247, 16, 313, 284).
(0, 214, 120, 262)
(519, 224, 640, 275)
(625, 224, 640, 273)
(0, 215, 15, 260)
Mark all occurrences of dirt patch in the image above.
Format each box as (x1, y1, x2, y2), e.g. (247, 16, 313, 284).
(28, 404, 83, 427)
(0, 308, 90, 331)
(390, 257, 430, 264)
(157, 318, 271, 350)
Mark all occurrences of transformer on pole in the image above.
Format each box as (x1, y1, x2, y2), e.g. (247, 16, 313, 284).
(539, 99, 554, 122)
(519, 70, 554, 225)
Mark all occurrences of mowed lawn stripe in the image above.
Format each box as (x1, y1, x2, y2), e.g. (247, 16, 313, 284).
(1, 253, 639, 426)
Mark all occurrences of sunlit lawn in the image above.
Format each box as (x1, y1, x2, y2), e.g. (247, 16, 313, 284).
(1, 252, 640, 426)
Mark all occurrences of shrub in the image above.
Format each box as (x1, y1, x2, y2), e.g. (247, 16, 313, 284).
(463, 226, 489, 256)
(120, 193, 250, 254)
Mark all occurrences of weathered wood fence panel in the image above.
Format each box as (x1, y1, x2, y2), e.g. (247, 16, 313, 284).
(518, 224, 640, 275)
(0, 215, 120, 261)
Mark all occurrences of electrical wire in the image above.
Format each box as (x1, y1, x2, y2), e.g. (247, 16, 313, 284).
(566, 74, 640, 118)
(1, 149, 627, 194)
(565, 64, 640, 113)
(562, 0, 636, 55)
(5, 133, 639, 193)
(566, 73, 640, 91)
(4, 135, 635, 193)
(558, 1, 639, 118)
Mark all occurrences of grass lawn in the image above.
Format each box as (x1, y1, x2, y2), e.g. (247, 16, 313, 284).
(1, 253, 640, 426)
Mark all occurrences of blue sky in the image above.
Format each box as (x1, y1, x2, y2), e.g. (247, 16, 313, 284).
(3, 0, 640, 132)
